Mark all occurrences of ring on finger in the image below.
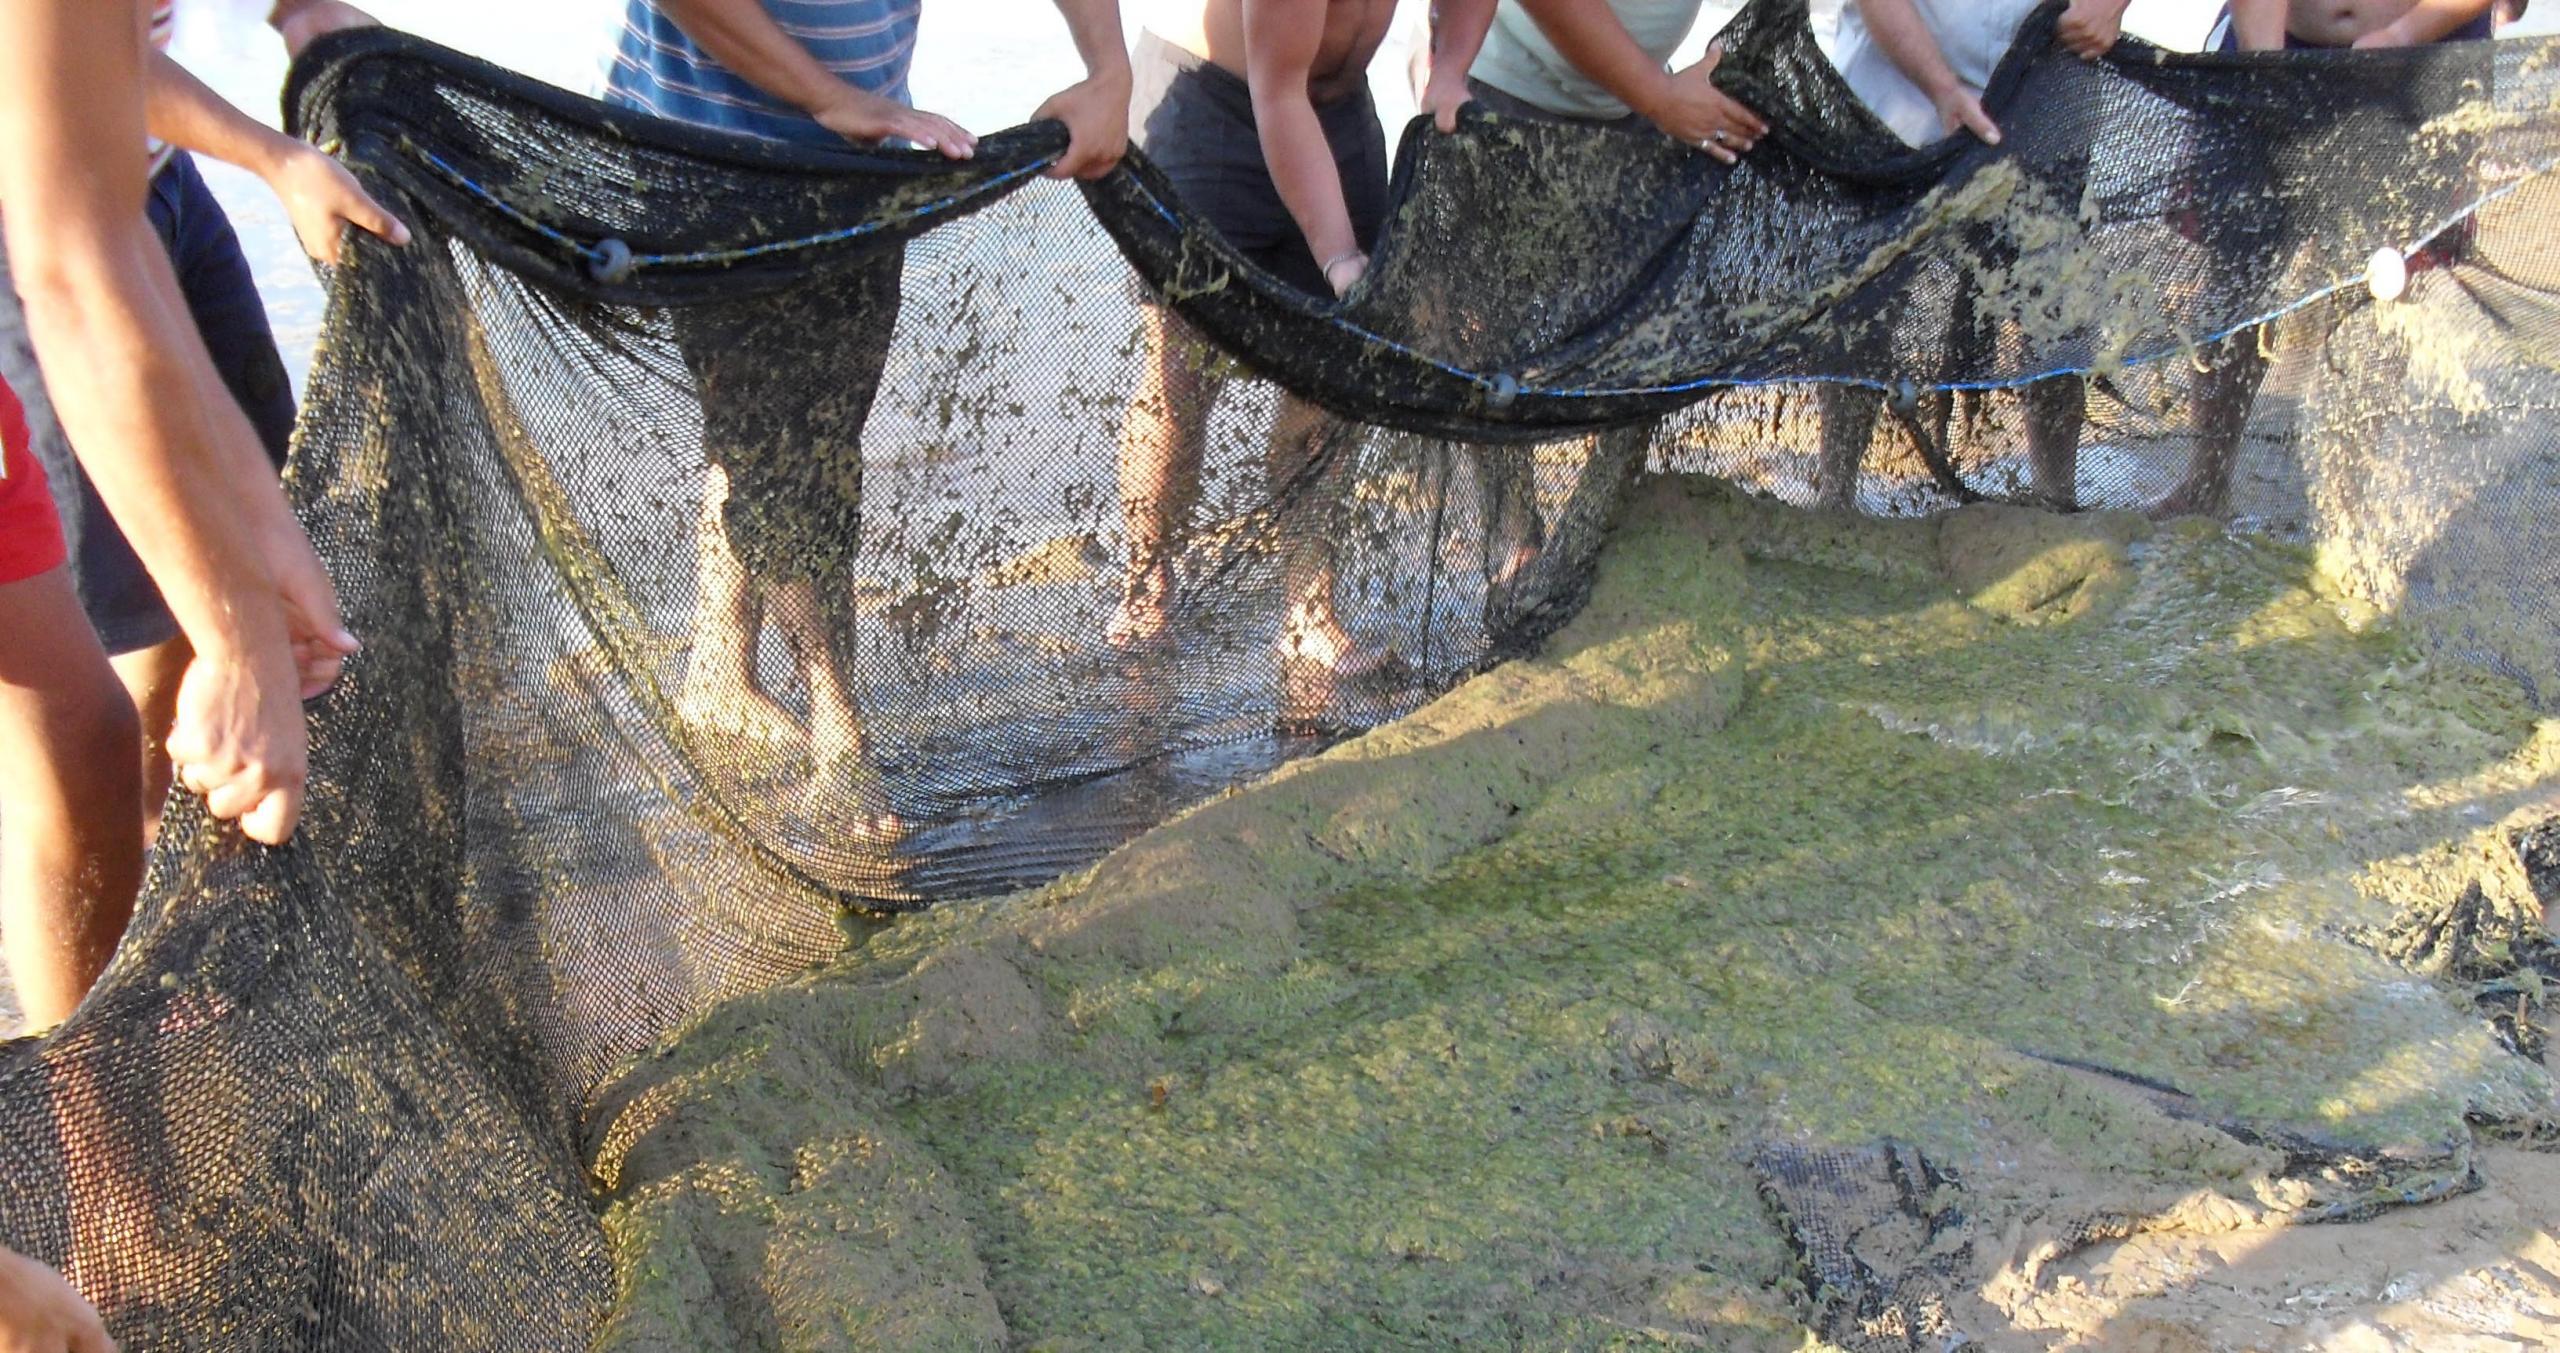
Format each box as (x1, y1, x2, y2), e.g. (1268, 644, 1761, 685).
(1710, 129, 1729, 145)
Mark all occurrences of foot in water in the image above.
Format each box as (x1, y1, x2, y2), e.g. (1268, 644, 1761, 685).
(1107, 555, 1175, 650)
(797, 755, 906, 848)
(1278, 597, 1398, 679)
(676, 651, 799, 745)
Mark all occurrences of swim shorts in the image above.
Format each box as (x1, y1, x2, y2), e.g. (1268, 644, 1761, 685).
(1129, 30, 1389, 298)
(0, 375, 65, 586)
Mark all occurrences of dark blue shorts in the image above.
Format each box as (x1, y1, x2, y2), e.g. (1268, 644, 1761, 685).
(72, 151, 297, 655)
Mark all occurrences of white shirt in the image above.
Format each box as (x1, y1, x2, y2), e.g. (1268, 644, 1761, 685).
(1829, 0, 2042, 147)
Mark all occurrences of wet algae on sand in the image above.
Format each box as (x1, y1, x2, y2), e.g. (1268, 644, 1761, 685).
(589, 478, 2558, 1350)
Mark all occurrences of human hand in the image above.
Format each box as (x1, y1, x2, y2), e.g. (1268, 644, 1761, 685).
(1643, 45, 1768, 165)
(270, 0, 379, 60)
(1323, 250, 1368, 299)
(813, 86, 976, 158)
(1032, 67, 1131, 180)
(1423, 68, 1474, 134)
(2056, 0, 2128, 58)
(260, 517, 359, 700)
(263, 142, 409, 266)
(1, 1243, 116, 1353)
(169, 627, 311, 847)
(1934, 86, 2000, 144)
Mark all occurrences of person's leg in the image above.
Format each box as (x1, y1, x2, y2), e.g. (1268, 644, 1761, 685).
(672, 303, 796, 744)
(677, 467, 794, 741)
(108, 637, 188, 847)
(2022, 376, 2086, 511)
(1265, 394, 1391, 675)
(1816, 385, 1883, 509)
(1112, 304, 1219, 645)
(0, 564, 142, 1030)
(2155, 333, 2267, 519)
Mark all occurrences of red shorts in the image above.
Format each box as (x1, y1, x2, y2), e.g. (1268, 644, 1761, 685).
(0, 376, 67, 585)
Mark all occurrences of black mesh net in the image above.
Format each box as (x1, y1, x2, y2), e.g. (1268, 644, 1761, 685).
(2, 1, 2557, 1345)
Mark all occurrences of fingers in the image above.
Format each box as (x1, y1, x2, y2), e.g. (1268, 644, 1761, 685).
(1955, 94, 2001, 145)
(1432, 93, 1468, 135)
(342, 188, 411, 248)
(238, 786, 303, 848)
(903, 111, 976, 159)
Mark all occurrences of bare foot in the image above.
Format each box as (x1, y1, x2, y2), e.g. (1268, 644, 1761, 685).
(677, 654, 798, 745)
(1107, 556, 1175, 649)
(798, 756, 907, 847)
(2148, 478, 2228, 522)
(1489, 541, 1542, 591)
(1279, 599, 1398, 679)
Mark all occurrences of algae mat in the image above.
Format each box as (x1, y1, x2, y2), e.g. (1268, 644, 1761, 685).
(587, 479, 2559, 1351)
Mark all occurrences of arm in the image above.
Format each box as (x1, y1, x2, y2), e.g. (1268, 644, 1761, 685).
(2055, 0, 2133, 59)
(0, 0, 349, 844)
(1031, 0, 1131, 179)
(654, 0, 975, 156)
(2356, 0, 2496, 45)
(1515, 0, 1766, 157)
(2225, 0, 2290, 50)
(0, 1244, 112, 1353)
(1420, 0, 1498, 132)
(1852, 0, 1999, 142)
(1239, 0, 1363, 296)
(146, 53, 408, 264)
(267, 0, 375, 59)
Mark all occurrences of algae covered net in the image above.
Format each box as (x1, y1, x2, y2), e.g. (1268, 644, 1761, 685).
(1, 1, 2558, 1346)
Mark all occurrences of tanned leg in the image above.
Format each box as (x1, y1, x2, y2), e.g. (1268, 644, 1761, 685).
(677, 466, 795, 743)
(1112, 305, 1216, 647)
(108, 633, 188, 848)
(0, 564, 142, 1030)
(2023, 376, 2087, 512)
(1816, 385, 1883, 511)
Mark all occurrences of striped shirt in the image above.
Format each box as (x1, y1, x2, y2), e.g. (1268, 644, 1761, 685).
(606, 1, 919, 147)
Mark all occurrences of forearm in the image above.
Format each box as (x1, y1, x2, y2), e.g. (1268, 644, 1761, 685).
(1854, 0, 1964, 98)
(1514, 0, 1677, 115)
(2226, 0, 2290, 49)
(10, 224, 288, 657)
(1430, 0, 1501, 87)
(657, 0, 859, 114)
(148, 52, 298, 179)
(0, 5, 288, 659)
(1051, 0, 1131, 83)
(1252, 96, 1358, 265)
(2377, 0, 2495, 42)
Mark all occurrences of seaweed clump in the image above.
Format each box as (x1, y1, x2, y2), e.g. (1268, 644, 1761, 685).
(591, 479, 2557, 1350)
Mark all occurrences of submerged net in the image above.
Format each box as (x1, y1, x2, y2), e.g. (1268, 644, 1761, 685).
(0, 1, 2555, 1344)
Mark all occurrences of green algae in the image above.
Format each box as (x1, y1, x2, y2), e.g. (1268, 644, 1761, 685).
(589, 477, 2556, 1350)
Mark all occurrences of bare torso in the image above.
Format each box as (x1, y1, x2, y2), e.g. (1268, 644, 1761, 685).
(2282, 0, 2421, 45)
(1155, 0, 1401, 103)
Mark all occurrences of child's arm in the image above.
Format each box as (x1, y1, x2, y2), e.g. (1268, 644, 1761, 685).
(1853, 0, 1999, 141)
(145, 53, 408, 265)
(1240, 0, 1364, 295)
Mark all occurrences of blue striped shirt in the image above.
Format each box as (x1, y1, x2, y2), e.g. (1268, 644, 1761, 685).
(606, 1, 919, 148)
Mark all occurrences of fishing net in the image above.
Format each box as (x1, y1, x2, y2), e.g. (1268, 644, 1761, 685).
(0, 0, 2555, 1345)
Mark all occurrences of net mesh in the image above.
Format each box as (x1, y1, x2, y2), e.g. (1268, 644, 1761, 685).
(1, 1, 2556, 1345)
